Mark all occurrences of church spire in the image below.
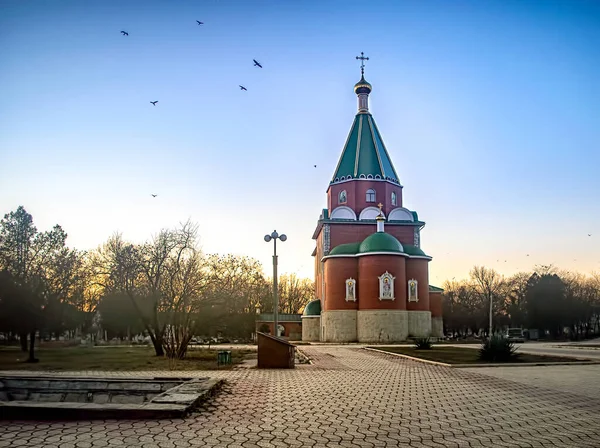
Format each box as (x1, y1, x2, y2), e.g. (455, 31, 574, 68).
(354, 52, 372, 114)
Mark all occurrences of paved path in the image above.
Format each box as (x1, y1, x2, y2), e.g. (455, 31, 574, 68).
(2, 345, 600, 447)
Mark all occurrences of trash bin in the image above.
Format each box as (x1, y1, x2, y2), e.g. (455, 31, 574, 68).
(217, 350, 232, 366)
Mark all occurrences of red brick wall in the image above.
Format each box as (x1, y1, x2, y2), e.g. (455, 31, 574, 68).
(329, 223, 416, 248)
(357, 255, 406, 310)
(323, 258, 358, 311)
(328, 180, 404, 218)
(429, 292, 443, 317)
(405, 259, 430, 311)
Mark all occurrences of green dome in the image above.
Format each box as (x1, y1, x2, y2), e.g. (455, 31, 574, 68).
(358, 232, 404, 254)
(403, 244, 429, 257)
(329, 242, 360, 255)
(303, 299, 321, 316)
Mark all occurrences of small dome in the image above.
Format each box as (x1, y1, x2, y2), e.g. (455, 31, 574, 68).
(403, 244, 429, 257)
(354, 75, 372, 94)
(303, 299, 321, 316)
(359, 232, 404, 254)
(329, 242, 360, 255)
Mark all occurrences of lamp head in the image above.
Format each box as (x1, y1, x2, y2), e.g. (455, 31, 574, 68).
(270, 231, 279, 239)
(279, 234, 287, 242)
(264, 235, 272, 242)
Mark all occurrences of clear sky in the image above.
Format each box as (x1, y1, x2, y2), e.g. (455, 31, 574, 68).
(1, 0, 599, 284)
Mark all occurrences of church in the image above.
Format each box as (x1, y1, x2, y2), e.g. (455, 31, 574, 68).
(302, 55, 444, 343)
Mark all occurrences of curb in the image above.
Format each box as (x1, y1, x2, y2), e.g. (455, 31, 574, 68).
(363, 347, 600, 368)
(364, 347, 451, 367)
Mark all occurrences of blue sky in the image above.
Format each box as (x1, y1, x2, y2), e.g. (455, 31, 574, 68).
(1, 0, 599, 284)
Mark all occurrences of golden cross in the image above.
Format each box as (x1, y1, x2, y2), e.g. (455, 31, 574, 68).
(378, 203, 383, 211)
(356, 52, 369, 76)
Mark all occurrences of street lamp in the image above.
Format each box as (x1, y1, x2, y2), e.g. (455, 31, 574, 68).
(264, 230, 287, 338)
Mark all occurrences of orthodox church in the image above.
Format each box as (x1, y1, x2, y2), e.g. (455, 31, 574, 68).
(302, 56, 444, 343)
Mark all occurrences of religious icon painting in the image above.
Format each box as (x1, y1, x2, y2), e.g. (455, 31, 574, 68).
(408, 279, 418, 302)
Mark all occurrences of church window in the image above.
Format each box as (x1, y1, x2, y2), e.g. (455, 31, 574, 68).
(345, 278, 356, 302)
(391, 191, 397, 206)
(366, 189, 376, 202)
(378, 272, 395, 300)
(408, 279, 418, 302)
(338, 190, 347, 204)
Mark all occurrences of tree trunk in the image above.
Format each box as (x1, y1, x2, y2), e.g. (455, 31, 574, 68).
(147, 331, 164, 356)
(19, 333, 28, 352)
(27, 330, 38, 363)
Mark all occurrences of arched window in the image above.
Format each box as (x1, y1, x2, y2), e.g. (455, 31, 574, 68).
(338, 190, 347, 204)
(391, 191, 397, 206)
(366, 189, 376, 203)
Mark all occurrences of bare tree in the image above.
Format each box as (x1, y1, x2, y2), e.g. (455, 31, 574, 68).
(278, 273, 314, 314)
(470, 266, 504, 336)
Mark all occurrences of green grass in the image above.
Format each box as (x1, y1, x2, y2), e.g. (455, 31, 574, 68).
(0, 346, 254, 371)
(371, 346, 579, 365)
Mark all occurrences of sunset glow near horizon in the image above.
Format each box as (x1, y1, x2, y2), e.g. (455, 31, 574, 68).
(1, 0, 599, 285)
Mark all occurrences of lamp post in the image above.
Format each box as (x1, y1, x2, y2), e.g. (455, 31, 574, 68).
(264, 230, 286, 338)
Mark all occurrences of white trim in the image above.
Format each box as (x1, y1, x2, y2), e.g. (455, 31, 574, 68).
(359, 206, 382, 220)
(408, 279, 418, 302)
(330, 206, 357, 220)
(329, 177, 402, 187)
(378, 271, 395, 301)
(322, 251, 431, 262)
(354, 115, 363, 176)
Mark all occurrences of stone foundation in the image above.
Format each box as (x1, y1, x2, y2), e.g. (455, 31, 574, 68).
(357, 310, 408, 343)
(408, 311, 432, 338)
(321, 310, 357, 342)
(301, 316, 321, 342)
(431, 316, 444, 338)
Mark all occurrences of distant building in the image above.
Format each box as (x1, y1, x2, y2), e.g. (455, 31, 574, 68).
(256, 314, 302, 341)
(303, 59, 443, 343)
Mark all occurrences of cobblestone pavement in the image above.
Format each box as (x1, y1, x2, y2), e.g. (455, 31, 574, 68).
(2, 345, 600, 447)
(462, 364, 600, 400)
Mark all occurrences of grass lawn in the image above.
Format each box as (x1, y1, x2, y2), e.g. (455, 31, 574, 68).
(0, 346, 254, 371)
(372, 346, 580, 365)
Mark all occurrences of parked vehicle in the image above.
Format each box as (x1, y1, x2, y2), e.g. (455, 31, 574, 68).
(505, 328, 525, 343)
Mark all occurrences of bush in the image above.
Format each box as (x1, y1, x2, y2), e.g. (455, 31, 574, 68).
(414, 337, 432, 350)
(479, 335, 518, 362)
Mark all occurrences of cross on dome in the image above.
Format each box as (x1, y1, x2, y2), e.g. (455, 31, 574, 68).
(356, 52, 369, 76)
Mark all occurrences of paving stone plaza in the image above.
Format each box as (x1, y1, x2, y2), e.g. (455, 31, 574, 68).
(2, 345, 600, 447)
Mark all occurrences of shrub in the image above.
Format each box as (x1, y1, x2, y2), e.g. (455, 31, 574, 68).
(479, 335, 518, 362)
(414, 337, 432, 350)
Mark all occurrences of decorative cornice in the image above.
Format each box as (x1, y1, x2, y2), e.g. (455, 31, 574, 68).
(321, 251, 432, 262)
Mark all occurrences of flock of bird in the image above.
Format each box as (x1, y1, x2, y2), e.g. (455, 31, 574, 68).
(120, 21, 262, 108)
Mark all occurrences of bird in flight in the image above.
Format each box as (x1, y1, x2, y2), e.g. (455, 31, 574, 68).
(196, 20, 204, 25)
(314, 165, 317, 168)
(121, 31, 129, 36)
(526, 254, 530, 257)
(151, 194, 157, 198)
(589, 234, 592, 236)
(239, 85, 247, 91)
(150, 101, 158, 106)
(253, 59, 263, 68)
